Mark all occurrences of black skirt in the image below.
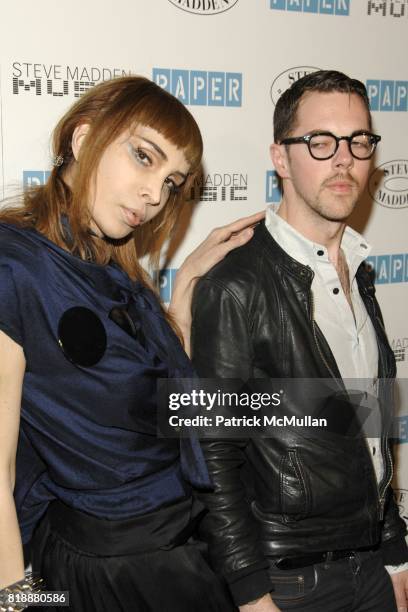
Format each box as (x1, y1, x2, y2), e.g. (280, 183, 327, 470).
(30, 499, 236, 612)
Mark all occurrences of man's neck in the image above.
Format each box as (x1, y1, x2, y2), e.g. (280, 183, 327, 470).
(277, 197, 346, 267)
(275, 199, 354, 315)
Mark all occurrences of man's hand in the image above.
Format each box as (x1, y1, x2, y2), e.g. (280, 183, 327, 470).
(391, 569, 408, 611)
(239, 593, 281, 612)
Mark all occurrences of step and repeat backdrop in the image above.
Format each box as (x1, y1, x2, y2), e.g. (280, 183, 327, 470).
(0, 1, 407, 519)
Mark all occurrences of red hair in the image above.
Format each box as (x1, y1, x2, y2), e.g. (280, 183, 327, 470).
(0, 76, 203, 286)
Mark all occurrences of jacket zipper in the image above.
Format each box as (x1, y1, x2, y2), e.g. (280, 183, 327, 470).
(309, 285, 392, 521)
(308, 290, 342, 388)
(378, 441, 394, 520)
(365, 292, 395, 519)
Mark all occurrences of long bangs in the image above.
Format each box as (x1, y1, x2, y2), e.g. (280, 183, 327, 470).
(126, 87, 203, 171)
(66, 78, 203, 183)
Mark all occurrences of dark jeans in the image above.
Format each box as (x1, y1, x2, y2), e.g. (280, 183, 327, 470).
(267, 550, 397, 611)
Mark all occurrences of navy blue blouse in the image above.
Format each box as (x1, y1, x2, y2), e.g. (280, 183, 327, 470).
(0, 222, 210, 544)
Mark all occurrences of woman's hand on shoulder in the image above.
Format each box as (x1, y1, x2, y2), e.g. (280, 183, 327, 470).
(177, 210, 265, 287)
(169, 210, 265, 354)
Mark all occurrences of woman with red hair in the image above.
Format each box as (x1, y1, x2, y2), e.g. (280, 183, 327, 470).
(0, 76, 261, 611)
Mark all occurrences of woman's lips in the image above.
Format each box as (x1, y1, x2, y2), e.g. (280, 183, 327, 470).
(121, 206, 144, 227)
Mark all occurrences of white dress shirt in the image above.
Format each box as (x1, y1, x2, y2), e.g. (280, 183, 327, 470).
(265, 206, 407, 574)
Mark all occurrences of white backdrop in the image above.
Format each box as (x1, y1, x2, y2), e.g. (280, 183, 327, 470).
(0, 0, 407, 521)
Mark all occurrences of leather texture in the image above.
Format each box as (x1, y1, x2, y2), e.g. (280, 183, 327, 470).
(191, 221, 407, 591)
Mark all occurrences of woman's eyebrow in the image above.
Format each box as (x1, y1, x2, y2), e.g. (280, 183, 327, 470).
(140, 137, 167, 160)
(140, 137, 188, 180)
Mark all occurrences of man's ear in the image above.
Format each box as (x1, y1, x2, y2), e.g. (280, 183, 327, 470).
(71, 124, 90, 161)
(270, 143, 291, 180)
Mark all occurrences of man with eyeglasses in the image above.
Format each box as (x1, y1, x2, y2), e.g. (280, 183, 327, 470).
(192, 71, 408, 611)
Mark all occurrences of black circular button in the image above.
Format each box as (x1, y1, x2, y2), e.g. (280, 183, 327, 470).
(317, 250, 324, 256)
(58, 307, 107, 367)
(333, 288, 340, 295)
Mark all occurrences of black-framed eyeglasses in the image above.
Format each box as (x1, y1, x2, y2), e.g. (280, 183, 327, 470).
(280, 131, 381, 161)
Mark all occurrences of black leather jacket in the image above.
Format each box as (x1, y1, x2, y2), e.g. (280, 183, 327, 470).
(191, 221, 408, 606)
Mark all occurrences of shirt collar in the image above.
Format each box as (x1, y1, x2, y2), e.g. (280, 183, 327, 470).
(265, 205, 371, 279)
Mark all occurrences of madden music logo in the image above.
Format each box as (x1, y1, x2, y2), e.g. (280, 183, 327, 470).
(368, 160, 408, 209)
(168, 0, 239, 15)
(391, 336, 408, 363)
(368, 1, 408, 18)
(270, 66, 320, 105)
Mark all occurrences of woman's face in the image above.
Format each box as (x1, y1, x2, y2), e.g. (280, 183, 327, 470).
(80, 125, 190, 239)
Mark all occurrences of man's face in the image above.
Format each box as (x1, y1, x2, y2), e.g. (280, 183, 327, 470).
(272, 91, 372, 224)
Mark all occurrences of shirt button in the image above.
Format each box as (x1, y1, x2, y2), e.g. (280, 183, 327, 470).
(333, 288, 340, 295)
(317, 250, 324, 256)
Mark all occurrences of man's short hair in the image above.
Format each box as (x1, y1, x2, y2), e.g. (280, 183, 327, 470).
(273, 70, 371, 143)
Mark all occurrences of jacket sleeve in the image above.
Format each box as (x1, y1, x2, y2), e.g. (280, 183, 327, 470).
(191, 277, 272, 606)
(380, 482, 408, 565)
(369, 290, 408, 564)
